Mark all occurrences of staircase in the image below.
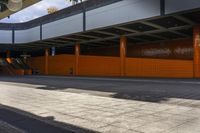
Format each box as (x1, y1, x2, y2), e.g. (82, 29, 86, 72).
(0, 58, 32, 76)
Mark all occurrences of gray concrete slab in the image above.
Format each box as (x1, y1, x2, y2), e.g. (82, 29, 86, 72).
(0, 76, 200, 133)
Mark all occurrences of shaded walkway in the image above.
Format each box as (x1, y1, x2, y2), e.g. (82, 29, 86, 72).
(0, 105, 96, 133)
(0, 76, 200, 105)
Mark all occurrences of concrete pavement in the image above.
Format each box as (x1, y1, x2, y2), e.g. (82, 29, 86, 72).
(0, 76, 200, 133)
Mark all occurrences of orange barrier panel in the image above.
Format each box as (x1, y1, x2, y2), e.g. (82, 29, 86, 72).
(27, 56, 45, 74)
(79, 55, 121, 76)
(27, 55, 193, 78)
(24, 69, 32, 75)
(125, 58, 193, 78)
(14, 69, 25, 76)
(48, 54, 75, 75)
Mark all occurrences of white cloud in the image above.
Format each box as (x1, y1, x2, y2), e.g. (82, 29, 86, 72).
(0, 0, 71, 23)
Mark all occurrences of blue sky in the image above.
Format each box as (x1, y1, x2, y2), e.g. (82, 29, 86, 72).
(0, 0, 71, 23)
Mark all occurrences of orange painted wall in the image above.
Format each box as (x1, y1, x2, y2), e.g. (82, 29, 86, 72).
(78, 55, 121, 76)
(127, 39, 193, 59)
(24, 69, 32, 75)
(27, 56, 45, 74)
(27, 55, 194, 78)
(14, 69, 25, 76)
(27, 54, 75, 75)
(82, 38, 193, 60)
(48, 54, 75, 75)
(26, 38, 194, 79)
(125, 58, 193, 78)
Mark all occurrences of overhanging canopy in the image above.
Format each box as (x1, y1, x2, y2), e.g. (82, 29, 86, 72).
(0, 0, 40, 19)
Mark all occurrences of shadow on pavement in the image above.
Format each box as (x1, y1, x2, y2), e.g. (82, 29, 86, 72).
(0, 104, 98, 133)
(0, 76, 200, 104)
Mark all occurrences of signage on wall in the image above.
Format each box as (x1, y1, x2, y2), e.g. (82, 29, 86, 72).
(51, 47, 55, 56)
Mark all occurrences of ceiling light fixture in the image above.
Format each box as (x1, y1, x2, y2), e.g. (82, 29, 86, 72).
(7, 0, 22, 12)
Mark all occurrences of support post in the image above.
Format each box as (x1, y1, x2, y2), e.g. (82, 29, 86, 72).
(193, 26, 200, 78)
(120, 36, 127, 76)
(75, 43, 80, 76)
(44, 48, 49, 75)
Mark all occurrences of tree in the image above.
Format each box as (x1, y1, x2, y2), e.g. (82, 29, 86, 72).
(47, 6, 59, 14)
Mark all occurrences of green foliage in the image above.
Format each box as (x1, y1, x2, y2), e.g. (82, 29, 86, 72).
(0, 0, 8, 4)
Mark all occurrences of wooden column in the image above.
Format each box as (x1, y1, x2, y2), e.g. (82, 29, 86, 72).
(44, 48, 49, 75)
(75, 43, 80, 76)
(193, 26, 200, 78)
(120, 36, 127, 76)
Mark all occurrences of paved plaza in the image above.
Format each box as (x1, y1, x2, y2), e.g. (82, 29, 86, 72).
(0, 76, 200, 133)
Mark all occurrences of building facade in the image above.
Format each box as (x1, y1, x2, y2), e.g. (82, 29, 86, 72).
(0, 0, 200, 78)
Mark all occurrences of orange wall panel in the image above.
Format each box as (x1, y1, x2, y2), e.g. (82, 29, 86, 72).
(14, 69, 25, 76)
(48, 54, 75, 75)
(79, 55, 121, 76)
(27, 54, 75, 75)
(127, 39, 193, 59)
(27, 55, 194, 78)
(24, 69, 32, 75)
(126, 58, 193, 78)
(82, 38, 193, 60)
(27, 56, 45, 74)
